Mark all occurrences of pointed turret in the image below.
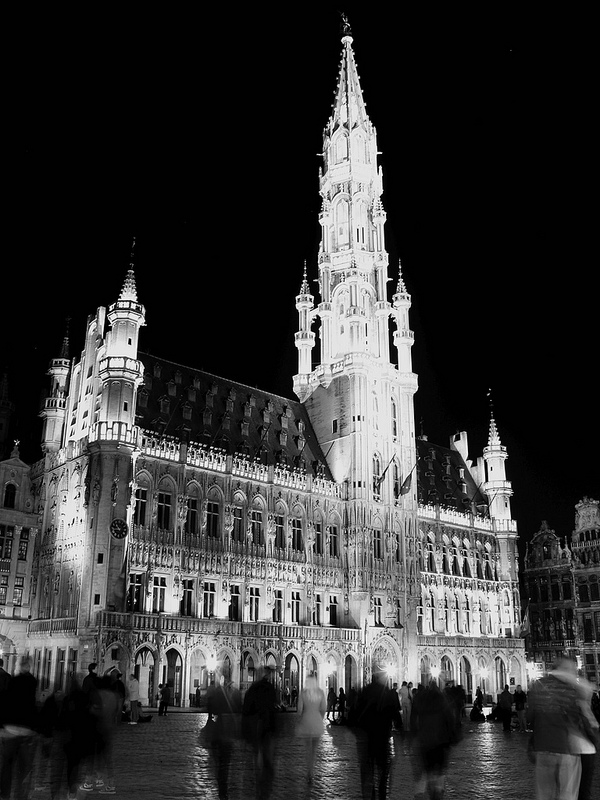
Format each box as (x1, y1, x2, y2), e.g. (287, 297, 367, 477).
(294, 262, 316, 388)
(482, 408, 513, 520)
(482, 403, 518, 581)
(97, 240, 146, 435)
(392, 260, 415, 372)
(39, 321, 71, 453)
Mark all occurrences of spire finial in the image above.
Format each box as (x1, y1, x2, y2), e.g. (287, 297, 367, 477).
(59, 317, 71, 359)
(299, 261, 311, 295)
(487, 388, 501, 446)
(129, 236, 136, 269)
(119, 236, 139, 302)
(396, 258, 407, 294)
(340, 12, 352, 38)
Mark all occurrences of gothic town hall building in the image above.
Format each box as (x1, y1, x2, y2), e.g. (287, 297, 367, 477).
(2, 25, 526, 706)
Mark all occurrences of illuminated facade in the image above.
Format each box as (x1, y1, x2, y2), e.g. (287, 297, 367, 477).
(524, 497, 600, 686)
(0, 438, 39, 673)
(15, 23, 526, 704)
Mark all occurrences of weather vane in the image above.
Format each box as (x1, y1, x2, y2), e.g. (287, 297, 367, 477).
(340, 12, 352, 36)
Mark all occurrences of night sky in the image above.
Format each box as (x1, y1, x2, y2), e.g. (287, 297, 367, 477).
(6, 5, 597, 562)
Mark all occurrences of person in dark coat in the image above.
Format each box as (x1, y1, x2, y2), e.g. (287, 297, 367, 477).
(0, 656, 12, 728)
(158, 682, 172, 716)
(353, 669, 399, 800)
(0, 655, 38, 800)
(497, 685, 513, 731)
(326, 687, 337, 722)
(413, 681, 457, 800)
(207, 665, 242, 800)
(337, 687, 347, 723)
(242, 666, 278, 800)
(81, 662, 100, 696)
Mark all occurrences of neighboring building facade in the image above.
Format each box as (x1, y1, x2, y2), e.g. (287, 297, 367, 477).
(523, 496, 600, 686)
(0, 440, 39, 674)
(10, 22, 526, 704)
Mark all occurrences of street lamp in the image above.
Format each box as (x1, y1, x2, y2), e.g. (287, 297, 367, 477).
(207, 654, 217, 686)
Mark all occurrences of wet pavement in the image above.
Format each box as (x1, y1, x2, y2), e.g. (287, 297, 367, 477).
(29, 708, 600, 800)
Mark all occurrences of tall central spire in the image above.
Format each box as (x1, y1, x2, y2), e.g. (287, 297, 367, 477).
(329, 21, 370, 133)
(294, 20, 415, 404)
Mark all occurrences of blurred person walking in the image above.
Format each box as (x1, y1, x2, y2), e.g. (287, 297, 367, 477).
(242, 666, 278, 800)
(206, 664, 242, 800)
(79, 671, 119, 795)
(352, 668, 399, 800)
(527, 657, 587, 800)
(0, 655, 38, 800)
(399, 681, 411, 734)
(413, 680, 457, 800)
(295, 672, 326, 783)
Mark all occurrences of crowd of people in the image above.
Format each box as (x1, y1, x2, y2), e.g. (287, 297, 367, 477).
(0, 657, 150, 799)
(1, 653, 599, 800)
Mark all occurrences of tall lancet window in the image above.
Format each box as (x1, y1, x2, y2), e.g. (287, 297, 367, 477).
(393, 461, 401, 501)
(354, 200, 367, 247)
(372, 454, 382, 501)
(335, 134, 348, 162)
(391, 398, 398, 439)
(353, 132, 365, 163)
(335, 200, 349, 247)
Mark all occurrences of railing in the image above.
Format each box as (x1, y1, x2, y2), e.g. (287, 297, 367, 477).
(417, 634, 524, 648)
(98, 612, 361, 642)
(28, 617, 78, 634)
(89, 421, 139, 445)
(418, 503, 518, 533)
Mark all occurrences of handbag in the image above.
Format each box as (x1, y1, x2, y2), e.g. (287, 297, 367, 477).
(199, 716, 217, 747)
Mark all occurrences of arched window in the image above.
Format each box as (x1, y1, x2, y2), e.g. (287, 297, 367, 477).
(3, 483, 16, 509)
(391, 398, 398, 438)
(393, 461, 401, 500)
(354, 200, 368, 247)
(335, 135, 348, 162)
(335, 200, 349, 247)
(372, 454, 382, 501)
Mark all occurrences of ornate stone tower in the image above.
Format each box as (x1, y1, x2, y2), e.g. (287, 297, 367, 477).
(293, 20, 419, 639)
(39, 330, 71, 454)
(83, 263, 146, 621)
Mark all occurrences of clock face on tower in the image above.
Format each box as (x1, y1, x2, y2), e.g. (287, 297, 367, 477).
(109, 518, 128, 539)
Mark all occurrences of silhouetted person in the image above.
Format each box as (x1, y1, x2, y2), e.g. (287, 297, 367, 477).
(326, 687, 337, 722)
(0, 655, 38, 800)
(513, 684, 527, 732)
(158, 682, 171, 717)
(206, 664, 242, 800)
(353, 669, 399, 800)
(414, 681, 456, 800)
(497, 684, 513, 731)
(82, 662, 99, 696)
(242, 666, 278, 800)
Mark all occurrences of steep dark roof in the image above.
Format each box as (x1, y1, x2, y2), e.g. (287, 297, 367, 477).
(416, 437, 488, 514)
(136, 353, 332, 479)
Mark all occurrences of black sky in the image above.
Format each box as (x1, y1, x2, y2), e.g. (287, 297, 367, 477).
(5, 5, 598, 559)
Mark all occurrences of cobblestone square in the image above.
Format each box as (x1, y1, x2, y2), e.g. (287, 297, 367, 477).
(28, 710, 599, 800)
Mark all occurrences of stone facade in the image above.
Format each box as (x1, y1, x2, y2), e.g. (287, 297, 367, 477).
(4, 22, 526, 705)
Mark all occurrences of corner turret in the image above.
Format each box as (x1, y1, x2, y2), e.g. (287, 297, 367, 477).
(39, 324, 71, 453)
